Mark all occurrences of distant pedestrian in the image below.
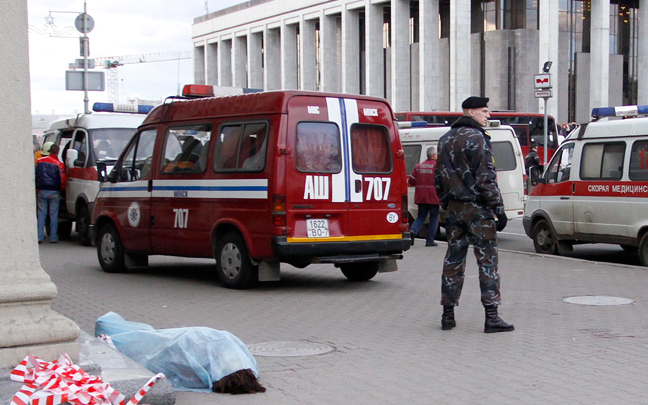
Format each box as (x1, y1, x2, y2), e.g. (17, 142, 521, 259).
(524, 142, 540, 174)
(434, 96, 514, 333)
(408, 146, 441, 247)
(35, 143, 66, 243)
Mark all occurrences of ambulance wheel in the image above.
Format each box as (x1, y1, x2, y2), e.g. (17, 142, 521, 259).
(77, 206, 92, 246)
(215, 232, 257, 289)
(639, 234, 648, 267)
(340, 262, 379, 282)
(97, 223, 126, 273)
(532, 219, 558, 255)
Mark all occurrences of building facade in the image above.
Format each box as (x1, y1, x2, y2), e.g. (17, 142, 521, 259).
(193, 0, 648, 124)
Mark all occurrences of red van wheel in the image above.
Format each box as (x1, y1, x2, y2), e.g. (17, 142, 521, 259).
(215, 233, 258, 289)
(532, 219, 558, 255)
(639, 234, 648, 267)
(340, 262, 379, 281)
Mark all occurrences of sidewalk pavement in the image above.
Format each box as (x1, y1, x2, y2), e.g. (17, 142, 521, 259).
(27, 239, 648, 404)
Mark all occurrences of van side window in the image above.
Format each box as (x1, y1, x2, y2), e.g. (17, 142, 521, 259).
(295, 122, 341, 173)
(546, 143, 574, 183)
(581, 142, 624, 180)
(161, 124, 212, 174)
(351, 124, 392, 174)
(116, 130, 157, 182)
(403, 144, 422, 175)
(629, 141, 648, 180)
(214, 122, 268, 172)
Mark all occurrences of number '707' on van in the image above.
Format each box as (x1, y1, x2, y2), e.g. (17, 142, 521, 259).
(91, 87, 411, 289)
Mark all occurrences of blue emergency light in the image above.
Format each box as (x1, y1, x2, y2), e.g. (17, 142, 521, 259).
(396, 121, 428, 129)
(92, 102, 155, 114)
(591, 105, 648, 119)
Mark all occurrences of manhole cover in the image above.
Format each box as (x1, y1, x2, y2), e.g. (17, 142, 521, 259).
(248, 341, 335, 357)
(564, 295, 634, 306)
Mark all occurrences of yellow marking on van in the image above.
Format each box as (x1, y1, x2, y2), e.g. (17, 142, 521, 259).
(287, 234, 404, 243)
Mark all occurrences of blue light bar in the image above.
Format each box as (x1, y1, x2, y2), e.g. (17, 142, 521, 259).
(591, 105, 648, 118)
(396, 121, 428, 129)
(93, 102, 155, 114)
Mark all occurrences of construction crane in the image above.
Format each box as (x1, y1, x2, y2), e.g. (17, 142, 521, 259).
(94, 51, 192, 102)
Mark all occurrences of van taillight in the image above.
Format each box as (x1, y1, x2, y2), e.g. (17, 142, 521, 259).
(273, 194, 286, 227)
(401, 194, 409, 232)
(523, 173, 528, 195)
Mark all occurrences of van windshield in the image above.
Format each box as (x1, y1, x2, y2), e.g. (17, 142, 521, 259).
(91, 128, 138, 162)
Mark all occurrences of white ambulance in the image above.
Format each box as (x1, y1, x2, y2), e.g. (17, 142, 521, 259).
(40, 103, 153, 245)
(523, 105, 648, 265)
(399, 121, 526, 233)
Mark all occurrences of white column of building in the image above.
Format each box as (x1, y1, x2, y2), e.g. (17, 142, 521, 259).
(342, 5, 360, 95)
(281, 22, 299, 90)
(233, 34, 248, 88)
(248, 30, 264, 89)
(300, 17, 318, 91)
(205, 40, 218, 85)
(419, 0, 440, 111)
(218, 37, 233, 86)
(638, 0, 648, 104)
(0, 0, 80, 368)
(193, 42, 206, 85)
(391, 0, 410, 111)
(590, 0, 610, 110)
(538, 0, 560, 117)
(264, 27, 281, 90)
(320, 12, 340, 92)
(364, 0, 384, 98)
(449, 0, 471, 111)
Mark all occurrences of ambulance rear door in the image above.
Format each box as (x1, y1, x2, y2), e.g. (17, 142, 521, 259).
(285, 95, 404, 245)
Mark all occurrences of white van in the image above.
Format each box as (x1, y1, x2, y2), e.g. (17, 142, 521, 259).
(523, 105, 648, 265)
(400, 121, 526, 232)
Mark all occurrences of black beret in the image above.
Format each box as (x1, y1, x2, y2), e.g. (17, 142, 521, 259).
(461, 96, 489, 109)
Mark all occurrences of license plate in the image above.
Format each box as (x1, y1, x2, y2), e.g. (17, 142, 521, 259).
(306, 219, 329, 238)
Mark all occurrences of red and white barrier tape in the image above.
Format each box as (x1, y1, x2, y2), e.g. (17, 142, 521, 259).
(10, 353, 165, 405)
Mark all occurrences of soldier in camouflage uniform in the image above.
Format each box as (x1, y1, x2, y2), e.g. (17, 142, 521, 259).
(434, 96, 514, 333)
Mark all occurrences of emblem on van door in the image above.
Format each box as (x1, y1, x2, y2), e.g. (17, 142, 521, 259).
(128, 202, 141, 228)
(308, 106, 320, 114)
(386, 212, 399, 223)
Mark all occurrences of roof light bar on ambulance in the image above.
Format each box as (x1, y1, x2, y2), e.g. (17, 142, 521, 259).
(93, 102, 154, 114)
(396, 121, 428, 129)
(591, 105, 648, 119)
(182, 84, 215, 98)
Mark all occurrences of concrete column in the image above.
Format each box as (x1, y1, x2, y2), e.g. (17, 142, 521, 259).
(391, 0, 410, 111)
(248, 31, 264, 89)
(638, 0, 648, 104)
(300, 18, 318, 91)
(0, 0, 80, 368)
(281, 23, 299, 90)
(419, 0, 440, 110)
(233, 35, 248, 88)
(193, 43, 206, 85)
(321, 13, 340, 92)
(206, 41, 218, 85)
(365, 0, 385, 98)
(342, 6, 360, 95)
(450, 0, 471, 111)
(538, 0, 560, 117)
(218, 38, 233, 86)
(264, 28, 281, 90)
(590, 0, 610, 109)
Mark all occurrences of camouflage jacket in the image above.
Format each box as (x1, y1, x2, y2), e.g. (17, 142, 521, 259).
(434, 116, 504, 214)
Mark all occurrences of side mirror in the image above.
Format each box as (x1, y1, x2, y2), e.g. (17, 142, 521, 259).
(96, 162, 107, 182)
(66, 149, 78, 169)
(529, 166, 545, 186)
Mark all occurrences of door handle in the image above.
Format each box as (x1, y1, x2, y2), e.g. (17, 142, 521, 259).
(355, 179, 361, 193)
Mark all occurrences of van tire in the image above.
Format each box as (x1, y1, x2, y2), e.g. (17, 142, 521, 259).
(639, 234, 648, 267)
(77, 205, 92, 246)
(97, 223, 126, 273)
(340, 262, 379, 281)
(532, 219, 558, 255)
(215, 233, 257, 289)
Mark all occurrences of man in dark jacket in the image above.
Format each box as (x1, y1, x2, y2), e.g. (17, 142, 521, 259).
(408, 146, 441, 247)
(434, 96, 514, 333)
(35, 143, 66, 243)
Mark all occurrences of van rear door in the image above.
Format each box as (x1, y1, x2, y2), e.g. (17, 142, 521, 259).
(285, 95, 404, 246)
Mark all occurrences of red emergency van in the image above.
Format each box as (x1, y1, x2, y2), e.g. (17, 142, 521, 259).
(91, 87, 411, 289)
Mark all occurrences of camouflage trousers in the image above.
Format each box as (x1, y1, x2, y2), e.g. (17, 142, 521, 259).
(440, 200, 501, 307)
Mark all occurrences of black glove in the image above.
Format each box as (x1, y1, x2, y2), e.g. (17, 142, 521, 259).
(496, 212, 508, 232)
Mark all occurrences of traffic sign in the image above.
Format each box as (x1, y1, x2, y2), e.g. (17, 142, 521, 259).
(75, 13, 94, 33)
(534, 90, 552, 98)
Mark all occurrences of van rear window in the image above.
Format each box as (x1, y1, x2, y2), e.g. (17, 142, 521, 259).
(491, 141, 517, 171)
(295, 122, 342, 173)
(351, 124, 392, 174)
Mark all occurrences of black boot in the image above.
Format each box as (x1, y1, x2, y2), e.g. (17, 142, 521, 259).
(441, 305, 456, 330)
(484, 305, 514, 333)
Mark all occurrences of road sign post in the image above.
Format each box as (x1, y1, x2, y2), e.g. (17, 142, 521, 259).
(535, 66, 553, 164)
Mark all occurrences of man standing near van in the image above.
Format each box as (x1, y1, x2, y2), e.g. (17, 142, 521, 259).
(434, 96, 514, 333)
(408, 146, 440, 247)
(35, 143, 66, 243)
